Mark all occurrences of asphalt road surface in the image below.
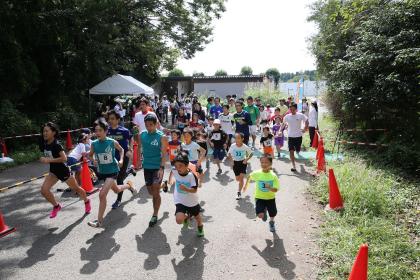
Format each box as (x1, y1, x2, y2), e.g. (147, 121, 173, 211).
(0, 149, 321, 280)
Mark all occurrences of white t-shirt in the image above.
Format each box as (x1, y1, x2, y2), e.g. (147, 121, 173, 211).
(308, 107, 318, 128)
(68, 143, 86, 161)
(162, 100, 170, 108)
(173, 170, 199, 207)
(181, 142, 201, 161)
(218, 113, 234, 135)
(284, 112, 308, 138)
(133, 111, 158, 133)
(228, 143, 252, 161)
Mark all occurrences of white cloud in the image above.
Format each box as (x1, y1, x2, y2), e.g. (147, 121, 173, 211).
(176, 0, 317, 76)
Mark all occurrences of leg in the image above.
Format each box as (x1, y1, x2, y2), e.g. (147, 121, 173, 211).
(238, 173, 245, 192)
(309, 127, 315, 146)
(65, 175, 88, 202)
(175, 212, 187, 224)
(40, 174, 59, 206)
(97, 178, 113, 222)
(116, 156, 130, 202)
(150, 184, 161, 216)
(194, 213, 203, 227)
(290, 149, 296, 169)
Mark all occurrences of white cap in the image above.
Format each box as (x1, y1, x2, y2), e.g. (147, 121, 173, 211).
(213, 119, 221, 125)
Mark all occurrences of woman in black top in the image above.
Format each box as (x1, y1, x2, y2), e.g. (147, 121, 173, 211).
(193, 102, 206, 122)
(40, 122, 91, 219)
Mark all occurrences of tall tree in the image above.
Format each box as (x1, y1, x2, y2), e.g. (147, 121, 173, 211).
(214, 69, 228, 76)
(265, 68, 280, 86)
(240, 66, 253, 75)
(168, 69, 185, 77)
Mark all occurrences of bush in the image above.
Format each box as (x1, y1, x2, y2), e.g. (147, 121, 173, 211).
(244, 83, 287, 107)
(0, 100, 38, 138)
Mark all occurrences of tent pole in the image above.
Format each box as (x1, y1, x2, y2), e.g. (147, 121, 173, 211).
(88, 92, 91, 124)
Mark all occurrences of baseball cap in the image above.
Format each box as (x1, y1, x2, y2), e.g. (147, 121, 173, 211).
(213, 119, 221, 125)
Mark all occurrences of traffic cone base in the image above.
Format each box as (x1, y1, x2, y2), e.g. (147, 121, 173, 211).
(312, 131, 319, 148)
(324, 203, 344, 212)
(0, 213, 16, 238)
(348, 244, 368, 280)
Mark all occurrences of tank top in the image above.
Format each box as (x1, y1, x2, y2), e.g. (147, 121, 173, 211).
(92, 137, 119, 174)
(141, 130, 164, 169)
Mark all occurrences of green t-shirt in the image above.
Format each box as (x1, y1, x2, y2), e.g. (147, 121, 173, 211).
(244, 105, 260, 125)
(249, 169, 279, 200)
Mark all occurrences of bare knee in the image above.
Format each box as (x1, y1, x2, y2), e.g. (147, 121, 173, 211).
(175, 214, 185, 224)
(257, 213, 264, 219)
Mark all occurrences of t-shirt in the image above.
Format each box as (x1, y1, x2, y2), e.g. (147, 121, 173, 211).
(181, 141, 201, 161)
(92, 137, 119, 174)
(177, 114, 189, 129)
(260, 134, 274, 148)
(173, 170, 199, 207)
(218, 113, 234, 135)
(244, 105, 260, 125)
(168, 140, 181, 161)
(133, 111, 158, 133)
(250, 169, 279, 200)
(42, 140, 68, 173)
(68, 143, 86, 161)
(309, 108, 318, 128)
(228, 105, 236, 114)
(228, 143, 252, 161)
(233, 110, 251, 135)
(209, 129, 228, 149)
(209, 105, 223, 119)
(278, 105, 289, 116)
(141, 130, 164, 169)
(284, 113, 308, 138)
(107, 125, 132, 160)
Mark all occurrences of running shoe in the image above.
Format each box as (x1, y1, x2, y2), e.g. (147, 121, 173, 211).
(262, 209, 268, 222)
(236, 192, 241, 200)
(182, 217, 189, 229)
(149, 216, 158, 227)
(49, 204, 62, 218)
(269, 221, 276, 232)
(197, 227, 205, 237)
(84, 199, 91, 214)
(277, 152, 281, 159)
(88, 220, 103, 228)
(127, 166, 137, 177)
(291, 168, 297, 172)
(162, 180, 168, 193)
(111, 200, 121, 209)
(217, 168, 222, 175)
(127, 181, 137, 195)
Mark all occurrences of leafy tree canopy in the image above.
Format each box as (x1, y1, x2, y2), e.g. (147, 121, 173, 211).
(240, 66, 253, 75)
(214, 69, 228, 76)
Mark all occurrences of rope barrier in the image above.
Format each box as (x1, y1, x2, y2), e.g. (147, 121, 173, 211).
(2, 127, 93, 140)
(320, 128, 387, 133)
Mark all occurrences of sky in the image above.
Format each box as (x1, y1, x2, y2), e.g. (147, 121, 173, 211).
(176, 0, 317, 76)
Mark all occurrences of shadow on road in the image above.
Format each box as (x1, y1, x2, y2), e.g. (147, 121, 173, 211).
(252, 233, 296, 280)
(172, 231, 209, 280)
(79, 200, 136, 274)
(235, 195, 256, 220)
(212, 171, 234, 186)
(135, 212, 170, 270)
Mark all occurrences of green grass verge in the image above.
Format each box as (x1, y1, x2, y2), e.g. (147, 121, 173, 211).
(0, 144, 42, 172)
(311, 115, 419, 280)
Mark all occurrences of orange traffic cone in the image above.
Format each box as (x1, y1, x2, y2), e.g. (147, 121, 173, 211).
(0, 211, 16, 238)
(81, 158, 96, 194)
(312, 130, 319, 148)
(327, 168, 344, 210)
(1, 140, 8, 157)
(316, 143, 326, 173)
(348, 244, 368, 280)
(316, 137, 323, 160)
(66, 129, 73, 150)
(133, 142, 139, 170)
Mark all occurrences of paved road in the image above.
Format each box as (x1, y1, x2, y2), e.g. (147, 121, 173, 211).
(0, 148, 320, 280)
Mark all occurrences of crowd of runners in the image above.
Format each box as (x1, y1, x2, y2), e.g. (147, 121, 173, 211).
(38, 93, 318, 236)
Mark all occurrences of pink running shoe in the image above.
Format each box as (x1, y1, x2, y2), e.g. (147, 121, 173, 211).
(49, 204, 62, 218)
(84, 199, 91, 214)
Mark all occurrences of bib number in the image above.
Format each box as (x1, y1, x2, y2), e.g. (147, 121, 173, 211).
(97, 153, 113, 164)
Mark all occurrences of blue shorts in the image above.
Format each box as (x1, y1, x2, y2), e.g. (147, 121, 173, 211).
(67, 157, 81, 172)
(212, 148, 226, 161)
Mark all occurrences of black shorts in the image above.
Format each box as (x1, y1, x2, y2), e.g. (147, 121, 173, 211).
(175, 203, 201, 217)
(243, 134, 250, 145)
(97, 173, 118, 181)
(255, 198, 277, 217)
(212, 148, 226, 161)
(190, 161, 203, 174)
(233, 160, 247, 176)
(50, 167, 71, 182)
(288, 137, 303, 152)
(144, 169, 162, 186)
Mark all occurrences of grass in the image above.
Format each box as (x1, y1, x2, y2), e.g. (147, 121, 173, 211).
(0, 144, 42, 172)
(310, 115, 420, 279)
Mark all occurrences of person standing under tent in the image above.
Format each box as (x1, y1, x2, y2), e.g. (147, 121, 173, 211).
(308, 100, 319, 147)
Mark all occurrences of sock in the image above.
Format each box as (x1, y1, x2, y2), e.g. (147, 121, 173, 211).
(198, 225, 203, 231)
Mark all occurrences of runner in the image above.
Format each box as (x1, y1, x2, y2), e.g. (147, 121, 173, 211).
(219, 104, 235, 149)
(66, 133, 89, 185)
(39, 122, 91, 218)
(244, 154, 279, 232)
(172, 151, 204, 237)
(233, 101, 252, 146)
(244, 96, 260, 148)
(107, 110, 136, 209)
(209, 119, 228, 174)
(260, 126, 274, 157)
(227, 133, 253, 200)
(138, 114, 168, 227)
(162, 129, 182, 192)
(281, 103, 308, 172)
(272, 116, 285, 158)
(181, 128, 206, 187)
(87, 119, 136, 228)
(176, 108, 189, 134)
(209, 97, 223, 119)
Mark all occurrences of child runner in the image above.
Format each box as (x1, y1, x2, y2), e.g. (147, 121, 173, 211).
(162, 129, 182, 192)
(67, 133, 88, 185)
(172, 151, 204, 237)
(209, 119, 228, 174)
(39, 122, 91, 218)
(88, 119, 136, 228)
(195, 131, 209, 171)
(227, 133, 253, 200)
(260, 126, 274, 157)
(176, 108, 189, 134)
(244, 154, 279, 232)
(219, 104, 235, 149)
(181, 129, 206, 187)
(272, 116, 284, 158)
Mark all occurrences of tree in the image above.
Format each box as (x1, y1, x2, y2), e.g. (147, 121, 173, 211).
(240, 66, 253, 75)
(214, 69, 228, 76)
(193, 72, 205, 77)
(168, 69, 184, 77)
(265, 68, 280, 86)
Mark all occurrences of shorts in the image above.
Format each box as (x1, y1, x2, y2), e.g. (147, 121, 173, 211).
(255, 198, 277, 217)
(233, 160, 247, 176)
(175, 203, 201, 217)
(50, 167, 71, 182)
(263, 147, 274, 155)
(274, 136, 284, 146)
(190, 161, 203, 174)
(212, 148, 226, 161)
(67, 157, 81, 172)
(243, 134, 250, 146)
(97, 173, 118, 181)
(249, 125, 258, 136)
(288, 137, 303, 152)
(144, 169, 162, 186)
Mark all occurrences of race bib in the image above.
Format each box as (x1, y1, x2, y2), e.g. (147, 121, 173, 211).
(170, 148, 178, 156)
(235, 150, 244, 158)
(178, 123, 185, 128)
(212, 133, 221, 141)
(264, 140, 272, 146)
(176, 181, 191, 194)
(44, 150, 53, 158)
(258, 181, 273, 192)
(97, 152, 113, 164)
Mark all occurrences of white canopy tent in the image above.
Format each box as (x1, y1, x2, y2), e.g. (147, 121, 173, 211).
(89, 74, 154, 96)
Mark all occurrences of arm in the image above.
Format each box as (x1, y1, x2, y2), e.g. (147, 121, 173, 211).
(243, 176, 251, 192)
(114, 140, 124, 166)
(197, 145, 206, 166)
(160, 135, 168, 168)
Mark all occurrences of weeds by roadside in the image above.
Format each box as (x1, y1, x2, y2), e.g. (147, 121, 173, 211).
(0, 144, 42, 172)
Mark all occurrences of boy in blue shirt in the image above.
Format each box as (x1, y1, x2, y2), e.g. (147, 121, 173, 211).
(233, 101, 252, 145)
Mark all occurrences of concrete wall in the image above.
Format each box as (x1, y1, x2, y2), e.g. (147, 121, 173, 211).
(194, 82, 260, 98)
(177, 81, 191, 97)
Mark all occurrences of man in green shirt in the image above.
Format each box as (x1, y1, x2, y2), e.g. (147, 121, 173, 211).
(278, 99, 289, 116)
(244, 96, 260, 148)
